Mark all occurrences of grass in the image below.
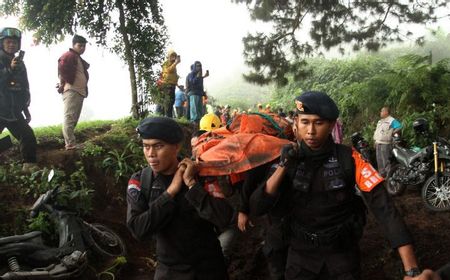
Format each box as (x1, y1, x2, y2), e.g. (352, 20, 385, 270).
(1, 119, 117, 144)
(1, 116, 192, 146)
(33, 124, 63, 139)
(75, 119, 116, 130)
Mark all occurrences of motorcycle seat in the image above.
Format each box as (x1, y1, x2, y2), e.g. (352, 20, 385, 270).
(0, 231, 42, 246)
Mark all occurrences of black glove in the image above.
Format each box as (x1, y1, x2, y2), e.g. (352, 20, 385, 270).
(279, 144, 297, 167)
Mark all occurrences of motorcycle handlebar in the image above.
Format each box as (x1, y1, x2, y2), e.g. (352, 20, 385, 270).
(29, 186, 60, 218)
(437, 136, 450, 146)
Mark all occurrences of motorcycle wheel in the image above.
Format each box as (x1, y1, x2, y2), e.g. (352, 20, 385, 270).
(422, 172, 450, 212)
(385, 164, 406, 196)
(88, 223, 127, 258)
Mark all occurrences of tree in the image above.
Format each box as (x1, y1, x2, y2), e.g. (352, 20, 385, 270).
(232, 0, 449, 86)
(0, 0, 168, 119)
(269, 51, 450, 143)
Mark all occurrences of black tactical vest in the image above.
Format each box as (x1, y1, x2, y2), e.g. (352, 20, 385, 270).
(139, 167, 222, 264)
(288, 144, 365, 234)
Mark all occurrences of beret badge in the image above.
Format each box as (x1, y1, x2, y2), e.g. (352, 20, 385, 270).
(295, 100, 304, 112)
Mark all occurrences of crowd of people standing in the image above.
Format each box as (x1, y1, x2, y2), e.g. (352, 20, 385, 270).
(1, 27, 447, 279)
(156, 50, 210, 125)
(127, 89, 445, 280)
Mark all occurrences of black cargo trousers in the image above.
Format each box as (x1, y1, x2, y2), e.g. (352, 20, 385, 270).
(0, 116, 37, 163)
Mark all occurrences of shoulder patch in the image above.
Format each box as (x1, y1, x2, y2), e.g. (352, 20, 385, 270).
(352, 149, 384, 192)
(128, 178, 141, 190)
(203, 180, 225, 198)
(127, 178, 141, 202)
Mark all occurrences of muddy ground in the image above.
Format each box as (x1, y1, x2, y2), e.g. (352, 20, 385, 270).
(1, 142, 449, 280)
(119, 188, 450, 280)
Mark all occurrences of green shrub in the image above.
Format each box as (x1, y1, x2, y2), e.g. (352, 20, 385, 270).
(102, 141, 144, 183)
(81, 142, 105, 157)
(28, 212, 52, 235)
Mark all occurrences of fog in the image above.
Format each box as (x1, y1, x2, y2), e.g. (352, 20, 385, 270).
(1, 1, 449, 128)
(1, 0, 258, 128)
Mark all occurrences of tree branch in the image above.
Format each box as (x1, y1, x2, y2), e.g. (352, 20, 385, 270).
(270, 5, 309, 44)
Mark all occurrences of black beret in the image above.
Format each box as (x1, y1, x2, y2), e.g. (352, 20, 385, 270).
(136, 117, 184, 144)
(72, 34, 87, 45)
(294, 91, 339, 120)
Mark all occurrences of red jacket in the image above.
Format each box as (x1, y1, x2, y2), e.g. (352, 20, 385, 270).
(58, 48, 89, 86)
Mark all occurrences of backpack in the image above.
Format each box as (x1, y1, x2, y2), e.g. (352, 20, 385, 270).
(336, 144, 353, 183)
(337, 144, 369, 229)
(139, 167, 154, 202)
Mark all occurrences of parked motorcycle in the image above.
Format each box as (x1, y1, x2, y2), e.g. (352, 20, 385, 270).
(385, 118, 434, 196)
(385, 118, 450, 211)
(385, 141, 433, 196)
(351, 132, 372, 163)
(421, 137, 450, 211)
(0, 170, 126, 279)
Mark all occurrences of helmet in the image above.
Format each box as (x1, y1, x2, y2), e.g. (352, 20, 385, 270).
(412, 118, 428, 134)
(350, 132, 364, 147)
(392, 132, 402, 143)
(0, 27, 22, 51)
(199, 113, 221, 131)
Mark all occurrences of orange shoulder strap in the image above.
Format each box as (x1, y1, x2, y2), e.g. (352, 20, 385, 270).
(352, 149, 384, 192)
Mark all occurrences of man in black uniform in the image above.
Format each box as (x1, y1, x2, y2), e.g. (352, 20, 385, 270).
(239, 162, 289, 280)
(126, 117, 233, 280)
(250, 91, 436, 279)
(0, 27, 37, 172)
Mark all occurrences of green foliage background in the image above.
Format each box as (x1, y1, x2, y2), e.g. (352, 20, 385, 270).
(270, 33, 450, 145)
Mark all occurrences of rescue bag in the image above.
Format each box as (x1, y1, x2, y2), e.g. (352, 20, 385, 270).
(193, 113, 294, 177)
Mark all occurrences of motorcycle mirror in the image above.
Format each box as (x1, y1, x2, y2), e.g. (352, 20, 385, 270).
(48, 169, 55, 182)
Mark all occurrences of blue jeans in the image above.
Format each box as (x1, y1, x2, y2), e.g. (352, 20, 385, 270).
(189, 95, 203, 122)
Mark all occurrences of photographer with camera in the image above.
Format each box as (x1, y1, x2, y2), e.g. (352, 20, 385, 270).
(157, 50, 181, 118)
(0, 27, 37, 172)
(187, 61, 209, 125)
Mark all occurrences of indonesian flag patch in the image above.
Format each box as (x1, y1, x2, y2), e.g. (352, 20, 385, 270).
(127, 178, 141, 201)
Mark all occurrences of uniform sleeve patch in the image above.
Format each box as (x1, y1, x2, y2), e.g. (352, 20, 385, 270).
(128, 179, 141, 190)
(203, 180, 225, 198)
(352, 150, 384, 192)
(127, 178, 141, 202)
